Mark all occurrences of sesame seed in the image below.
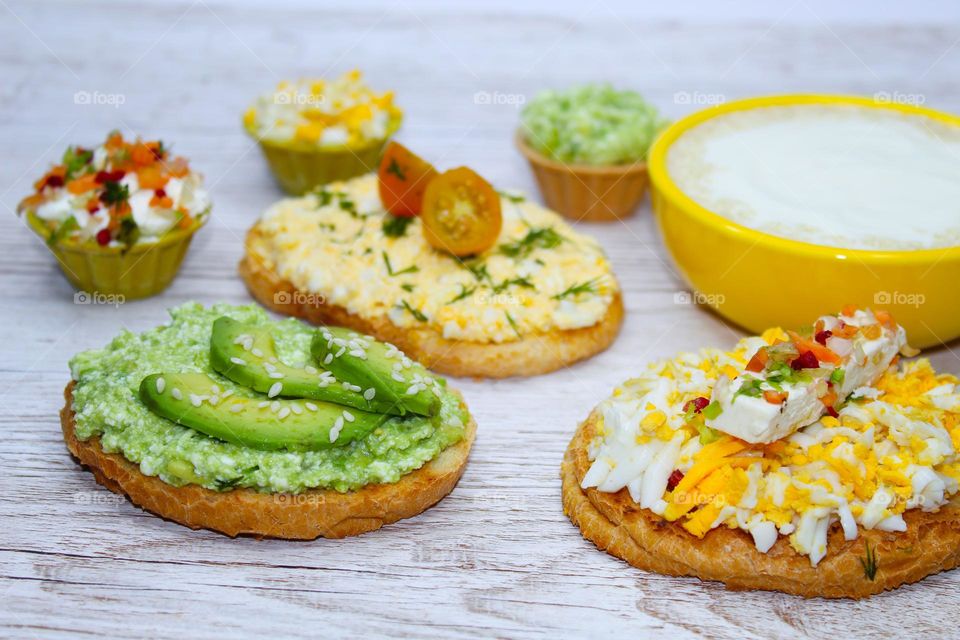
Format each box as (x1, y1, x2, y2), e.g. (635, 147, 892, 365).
(229, 404, 243, 413)
(230, 357, 246, 366)
(363, 388, 376, 400)
(268, 382, 283, 398)
(348, 349, 366, 359)
(330, 417, 344, 443)
(156, 377, 166, 394)
(318, 380, 330, 388)
(291, 403, 303, 415)
(258, 401, 269, 408)
(391, 372, 405, 383)
(211, 384, 221, 395)
(406, 384, 422, 396)
(171, 388, 183, 400)
(305, 402, 318, 411)
(270, 401, 280, 412)
(189, 394, 203, 407)
(268, 372, 285, 379)
(278, 407, 291, 420)
(335, 347, 346, 358)
(305, 365, 318, 375)
(323, 353, 333, 365)
(222, 389, 233, 398)
(343, 410, 355, 422)
(252, 348, 264, 358)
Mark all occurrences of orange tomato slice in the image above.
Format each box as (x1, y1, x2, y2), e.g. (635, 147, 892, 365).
(377, 142, 438, 217)
(421, 167, 502, 257)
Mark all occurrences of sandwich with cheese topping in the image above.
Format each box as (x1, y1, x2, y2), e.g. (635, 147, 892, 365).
(562, 307, 960, 598)
(240, 143, 623, 378)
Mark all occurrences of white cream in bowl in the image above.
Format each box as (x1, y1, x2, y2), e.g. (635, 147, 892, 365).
(666, 104, 960, 250)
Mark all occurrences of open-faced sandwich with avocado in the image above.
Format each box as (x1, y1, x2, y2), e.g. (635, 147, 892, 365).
(562, 306, 960, 598)
(239, 142, 623, 378)
(61, 303, 475, 539)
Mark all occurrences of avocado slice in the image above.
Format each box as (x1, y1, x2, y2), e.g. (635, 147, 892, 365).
(209, 317, 407, 416)
(139, 372, 385, 450)
(310, 327, 441, 417)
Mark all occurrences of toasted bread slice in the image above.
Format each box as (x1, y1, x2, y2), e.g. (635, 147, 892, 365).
(239, 224, 624, 379)
(562, 410, 960, 599)
(61, 382, 475, 539)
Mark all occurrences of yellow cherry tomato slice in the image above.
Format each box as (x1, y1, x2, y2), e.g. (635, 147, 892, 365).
(421, 167, 502, 257)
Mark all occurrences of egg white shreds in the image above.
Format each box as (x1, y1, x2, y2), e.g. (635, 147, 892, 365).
(255, 174, 618, 344)
(583, 332, 960, 566)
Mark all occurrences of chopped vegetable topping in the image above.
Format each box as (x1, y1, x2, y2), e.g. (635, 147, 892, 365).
(499, 226, 564, 259)
(381, 213, 414, 237)
(17, 131, 208, 249)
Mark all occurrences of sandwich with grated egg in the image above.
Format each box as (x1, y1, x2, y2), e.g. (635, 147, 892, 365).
(562, 306, 960, 598)
(240, 143, 623, 378)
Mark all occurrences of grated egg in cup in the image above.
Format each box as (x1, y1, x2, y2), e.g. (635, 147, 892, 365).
(243, 71, 402, 195)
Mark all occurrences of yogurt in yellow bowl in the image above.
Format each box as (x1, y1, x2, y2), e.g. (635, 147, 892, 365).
(648, 94, 960, 349)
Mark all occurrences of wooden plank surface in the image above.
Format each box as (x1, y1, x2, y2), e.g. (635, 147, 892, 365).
(2, 1, 959, 637)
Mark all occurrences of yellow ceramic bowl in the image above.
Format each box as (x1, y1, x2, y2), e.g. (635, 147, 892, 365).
(26, 211, 206, 300)
(648, 94, 960, 349)
(244, 116, 401, 195)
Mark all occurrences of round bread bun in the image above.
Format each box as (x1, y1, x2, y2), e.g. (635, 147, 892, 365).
(561, 410, 960, 599)
(239, 224, 624, 379)
(61, 382, 475, 539)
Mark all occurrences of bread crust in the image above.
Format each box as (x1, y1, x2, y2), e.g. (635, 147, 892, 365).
(61, 382, 475, 539)
(239, 224, 623, 379)
(561, 410, 960, 598)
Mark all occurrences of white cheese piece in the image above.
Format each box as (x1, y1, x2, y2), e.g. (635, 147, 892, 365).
(837, 326, 906, 398)
(35, 196, 74, 222)
(706, 320, 905, 443)
(708, 375, 823, 444)
(129, 190, 177, 237)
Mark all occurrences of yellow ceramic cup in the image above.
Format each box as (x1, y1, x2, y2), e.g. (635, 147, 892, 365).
(26, 212, 206, 300)
(648, 94, 960, 349)
(244, 117, 401, 195)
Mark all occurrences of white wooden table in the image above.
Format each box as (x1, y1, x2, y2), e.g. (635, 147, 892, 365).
(2, 1, 960, 637)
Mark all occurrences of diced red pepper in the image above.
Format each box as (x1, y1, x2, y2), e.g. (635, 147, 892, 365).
(95, 228, 111, 246)
(790, 350, 819, 370)
(684, 397, 710, 414)
(667, 469, 684, 491)
(95, 169, 125, 184)
(40, 174, 65, 190)
(826, 406, 839, 418)
(814, 330, 832, 345)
